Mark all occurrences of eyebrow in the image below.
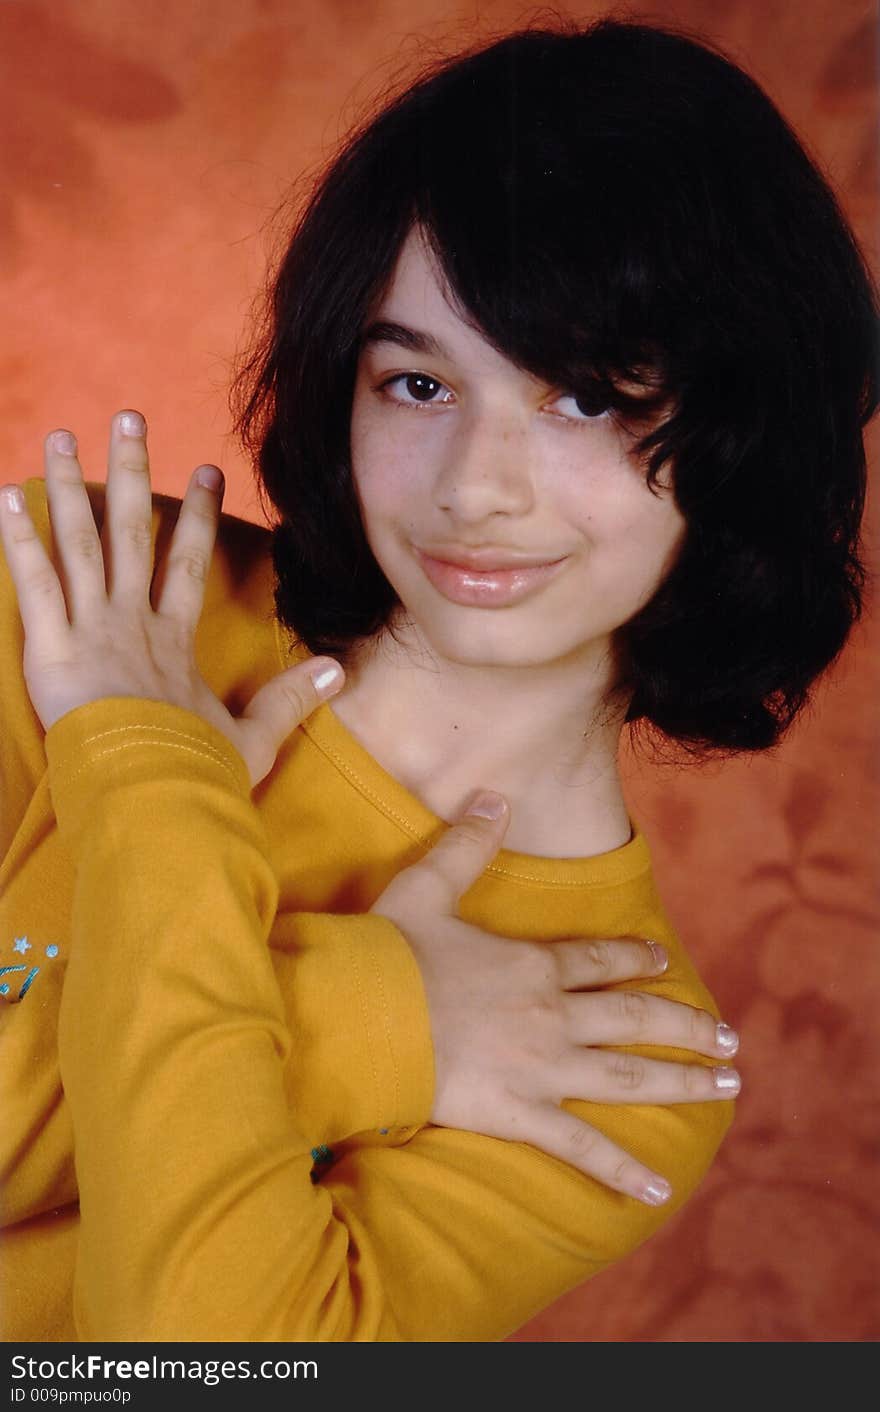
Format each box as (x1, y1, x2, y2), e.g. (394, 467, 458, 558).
(359, 320, 450, 360)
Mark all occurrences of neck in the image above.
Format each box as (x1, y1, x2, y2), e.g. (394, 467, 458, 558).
(330, 618, 633, 858)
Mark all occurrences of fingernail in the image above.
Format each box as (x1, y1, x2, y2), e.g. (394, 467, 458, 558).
(716, 1022, 739, 1056)
(2, 486, 25, 514)
(648, 940, 668, 973)
(310, 661, 344, 697)
(713, 1067, 741, 1094)
(465, 790, 506, 821)
(118, 411, 146, 437)
(641, 1177, 672, 1206)
(50, 430, 77, 456)
(196, 465, 223, 492)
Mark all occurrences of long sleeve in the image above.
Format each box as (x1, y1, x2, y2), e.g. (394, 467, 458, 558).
(271, 912, 433, 1144)
(0, 478, 433, 1233)
(48, 696, 733, 1343)
(0, 912, 433, 1229)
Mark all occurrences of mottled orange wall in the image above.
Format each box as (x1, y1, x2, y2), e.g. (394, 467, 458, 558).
(4, 0, 877, 1341)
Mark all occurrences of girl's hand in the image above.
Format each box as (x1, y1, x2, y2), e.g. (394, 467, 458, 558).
(0, 412, 344, 788)
(372, 792, 741, 1207)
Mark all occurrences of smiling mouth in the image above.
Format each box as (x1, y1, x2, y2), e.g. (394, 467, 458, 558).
(414, 547, 569, 607)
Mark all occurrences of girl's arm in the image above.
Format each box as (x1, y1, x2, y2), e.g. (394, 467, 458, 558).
(47, 691, 733, 1342)
(0, 474, 434, 1226)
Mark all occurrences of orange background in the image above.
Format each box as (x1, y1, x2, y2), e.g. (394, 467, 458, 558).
(3, 0, 878, 1341)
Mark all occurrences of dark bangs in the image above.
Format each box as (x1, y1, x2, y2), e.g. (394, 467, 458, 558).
(408, 32, 690, 480)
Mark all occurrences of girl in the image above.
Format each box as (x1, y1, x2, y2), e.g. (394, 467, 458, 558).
(0, 18, 875, 1342)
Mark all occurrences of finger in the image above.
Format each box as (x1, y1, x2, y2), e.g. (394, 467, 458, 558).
(516, 1102, 673, 1206)
(236, 657, 345, 778)
(561, 990, 739, 1059)
(43, 428, 107, 617)
(0, 481, 71, 649)
(558, 1048, 741, 1105)
(101, 410, 155, 605)
(153, 462, 225, 628)
(552, 936, 668, 990)
(407, 791, 511, 912)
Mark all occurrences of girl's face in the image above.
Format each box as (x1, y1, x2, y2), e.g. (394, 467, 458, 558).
(350, 227, 686, 673)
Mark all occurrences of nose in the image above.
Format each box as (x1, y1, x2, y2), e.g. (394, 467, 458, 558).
(433, 412, 534, 525)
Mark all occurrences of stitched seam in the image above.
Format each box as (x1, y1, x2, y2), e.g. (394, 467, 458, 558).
(75, 722, 234, 769)
(58, 736, 242, 790)
(301, 725, 426, 840)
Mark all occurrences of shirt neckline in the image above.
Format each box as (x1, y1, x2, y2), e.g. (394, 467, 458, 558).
(274, 617, 652, 888)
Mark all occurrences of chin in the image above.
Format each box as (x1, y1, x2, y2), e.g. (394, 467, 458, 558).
(394, 601, 609, 673)
(424, 634, 548, 670)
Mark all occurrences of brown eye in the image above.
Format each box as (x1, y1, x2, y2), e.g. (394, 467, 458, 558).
(380, 373, 452, 406)
(405, 375, 443, 402)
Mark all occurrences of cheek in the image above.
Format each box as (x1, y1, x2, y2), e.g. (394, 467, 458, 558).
(350, 402, 432, 530)
(350, 396, 398, 522)
(554, 444, 683, 540)
(619, 501, 686, 581)
(351, 444, 415, 531)
(618, 502, 687, 609)
(554, 457, 685, 593)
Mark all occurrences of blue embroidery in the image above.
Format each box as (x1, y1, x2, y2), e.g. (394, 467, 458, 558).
(18, 967, 39, 998)
(2, 940, 58, 998)
(379, 1128, 389, 1135)
(0, 964, 28, 1002)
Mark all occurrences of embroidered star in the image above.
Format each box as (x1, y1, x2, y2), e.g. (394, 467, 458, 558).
(12, 936, 31, 954)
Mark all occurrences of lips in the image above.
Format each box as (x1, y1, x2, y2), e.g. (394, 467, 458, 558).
(414, 545, 569, 608)
(419, 543, 564, 570)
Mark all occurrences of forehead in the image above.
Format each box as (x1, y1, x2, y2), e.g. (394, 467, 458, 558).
(372, 227, 453, 320)
(362, 227, 527, 379)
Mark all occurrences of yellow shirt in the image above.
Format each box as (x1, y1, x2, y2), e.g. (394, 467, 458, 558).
(0, 478, 734, 1342)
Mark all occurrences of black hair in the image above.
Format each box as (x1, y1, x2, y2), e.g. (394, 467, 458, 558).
(231, 15, 879, 753)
